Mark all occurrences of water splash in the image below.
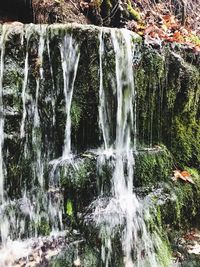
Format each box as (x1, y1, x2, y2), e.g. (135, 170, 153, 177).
(32, 25, 46, 193)
(0, 25, 10, 246)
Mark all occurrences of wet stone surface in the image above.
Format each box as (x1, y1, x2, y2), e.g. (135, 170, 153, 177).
(0, 233, 67, 267)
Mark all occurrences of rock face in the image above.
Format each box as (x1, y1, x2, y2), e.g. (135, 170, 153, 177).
(1, 24, 199, 166)
(32, 0, 89, 24)
(0, 23, 200, 266)
(135, 47, 200, 169)
(0, 0, 90, 24)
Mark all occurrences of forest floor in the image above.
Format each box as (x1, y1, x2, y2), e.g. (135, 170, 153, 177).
(0, 0, 199, 53)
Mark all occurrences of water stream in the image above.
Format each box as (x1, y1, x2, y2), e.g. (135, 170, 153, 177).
(0, 24, 80, 266)
(60, 34, 80, 160)
(90, 28, 160, 267)
(0, 24, 171, 267)
(0, 24, 7, 245)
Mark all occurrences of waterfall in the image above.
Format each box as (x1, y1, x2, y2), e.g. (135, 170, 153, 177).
(0, 24, 80, 265)
(95, 29, 160, 267)
(0, 23, 172, 267)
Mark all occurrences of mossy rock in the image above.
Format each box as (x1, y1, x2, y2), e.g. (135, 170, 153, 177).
(135, 46, 200, 169)
(151, 168, 200, 230)
(134, 146, 173, 187)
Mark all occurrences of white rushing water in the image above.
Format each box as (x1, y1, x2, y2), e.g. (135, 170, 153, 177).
(20, 25, 36, 139)
(95, 28, 160, 267)
(60, 35, 80, 160)
(49, 33, 80, 172)
(99, 30, 111, 151)
(0, 24, 80, 265)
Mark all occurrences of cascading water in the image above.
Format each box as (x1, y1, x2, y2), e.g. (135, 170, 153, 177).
(0, 23, 172, 267)
(89, 28, 163, 267)
(0, 24, 80, 266)
(60, 35, 80, 160)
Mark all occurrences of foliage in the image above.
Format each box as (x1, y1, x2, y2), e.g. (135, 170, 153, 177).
(127, 1, 141, 21)
(74, 0, 200, 51)
(127, 0, 200, 52)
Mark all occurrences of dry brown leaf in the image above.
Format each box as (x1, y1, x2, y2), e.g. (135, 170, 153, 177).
(181, 171, 191, 177)
(173, 170, 187, 181)
(172, 170, 195, 184)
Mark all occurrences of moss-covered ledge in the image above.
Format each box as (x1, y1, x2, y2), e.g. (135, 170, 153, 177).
(135, 45, 200, 170)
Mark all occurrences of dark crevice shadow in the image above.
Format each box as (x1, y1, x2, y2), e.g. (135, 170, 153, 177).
(0, 0, 33, 23)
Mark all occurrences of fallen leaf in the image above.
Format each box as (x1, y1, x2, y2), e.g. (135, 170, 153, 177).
(185, 176, 195, 184)
(181, 171, 191, 177)
(172, 170, 194, 184)
(173, 170, 187, 181)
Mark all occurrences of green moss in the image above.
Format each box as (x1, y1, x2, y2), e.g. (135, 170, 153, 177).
(35, 218, 51, 236)
(105, 0, 112, 9)
(158, 168, 200, 230)
(146, 207, 172, 266)
(135, 46, 200, 171)
(176, 168, 200, 221)
(50, 243, 99, 267)
(135, 48, 166, 146)
(66, 199, 73, 217)
(127, 1, 141, 21)
(71, 102, 82, 131)
(156, 205, 162, 228)
(134, 146, 173, 187)
(171, 117, 200, 168)
(60, 157, 96, 188)
(155, 235, 172, 267)
(174, 196, 182, 225)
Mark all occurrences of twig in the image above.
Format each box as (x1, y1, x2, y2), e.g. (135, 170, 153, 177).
(68, 0, 80, 11)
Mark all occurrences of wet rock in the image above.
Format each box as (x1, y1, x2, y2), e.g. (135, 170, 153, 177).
(6, 233, 67, 267)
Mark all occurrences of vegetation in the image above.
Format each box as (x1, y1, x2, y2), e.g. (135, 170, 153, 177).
(64, 0, 200, 51)
(1, 0, 200, 51)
